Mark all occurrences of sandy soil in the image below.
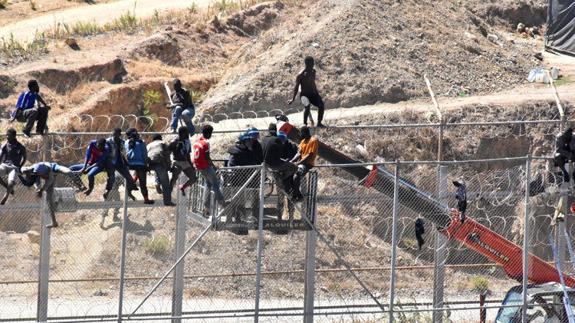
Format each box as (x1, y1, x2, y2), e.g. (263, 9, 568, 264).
(0, 0, 212, 43)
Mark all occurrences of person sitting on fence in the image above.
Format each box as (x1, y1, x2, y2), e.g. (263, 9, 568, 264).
(125, 128, 154, 205)
(193, 124, 227, 217)
(290, 126, 318, 201)
(147, 134, 175, 206)
(106, 128, 138, 200)
(69, 138, 115, 199)
(168, 79, 195, 134)
(554, 127, 573, 182)
(262, 123, 297, 197)
(10, 79, 50, 137)
(0, 128, 27, 205)
(287, 56, 326, 128)
(168, 126, 197, 195)
(245, 127, 263, 164)
(453, 179, 467, 223)
(20, 162, 87, 228)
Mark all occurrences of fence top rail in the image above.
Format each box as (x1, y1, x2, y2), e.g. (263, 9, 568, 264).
(314, 155, 546, 168)
(0, 118, 569, 137)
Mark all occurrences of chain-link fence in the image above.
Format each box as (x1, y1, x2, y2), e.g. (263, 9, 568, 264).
(2, 126, 575, 322)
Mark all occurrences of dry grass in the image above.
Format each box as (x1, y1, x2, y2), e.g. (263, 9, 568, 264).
(0, 0, 9, 10)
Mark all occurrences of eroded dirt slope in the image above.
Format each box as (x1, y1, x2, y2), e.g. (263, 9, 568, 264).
(201, 0, 545, 114)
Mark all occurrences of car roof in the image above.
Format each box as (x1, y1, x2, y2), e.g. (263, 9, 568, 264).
(527, 282, 575, 298)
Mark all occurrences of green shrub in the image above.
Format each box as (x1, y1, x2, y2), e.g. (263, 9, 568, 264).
(143, 235, 170, 258)
(471, 276, 490, 294)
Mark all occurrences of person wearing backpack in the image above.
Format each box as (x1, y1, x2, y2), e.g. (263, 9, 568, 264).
(147, 134, 174, 206)
(11, 79, 50, 137)
(125, 128, 154, 205)
(168, 126, 197, 195)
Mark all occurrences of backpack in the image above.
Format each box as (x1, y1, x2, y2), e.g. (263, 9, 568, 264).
(126, 139, 146, 164)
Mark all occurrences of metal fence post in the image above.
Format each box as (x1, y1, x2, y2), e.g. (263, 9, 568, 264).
(172, 175, 187, 323)
(254, 165, 265, 323)
(432, 165, 448, 323)
(388, 161, 400, 323)
(117, 185, 130, 322)
(36, 192, 51, 323)
(303, 172, 318, 323)
(558, 163, 569, 271)
(522, 156, 531, 323)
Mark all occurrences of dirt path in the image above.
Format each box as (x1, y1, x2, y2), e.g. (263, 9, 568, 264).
(0, 0, 211, 43)
(212, 52, 575, 132)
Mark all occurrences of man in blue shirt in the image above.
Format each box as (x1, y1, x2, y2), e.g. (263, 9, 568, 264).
(12, 80, 50, 137)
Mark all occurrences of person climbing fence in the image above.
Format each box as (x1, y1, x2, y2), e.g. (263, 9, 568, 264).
(20, 162, 87, 228)
(167, 79, 195, 134)
(69, 138, 115, 199)
(453, 179, 467, 223)
(125, 128, 154, 205)
(169, 126, 197, 195)
(0, 128, 27, 205)
(147, 134, 175, 206)
(554, 128, 573, 182)
(193, 124, 227, 217)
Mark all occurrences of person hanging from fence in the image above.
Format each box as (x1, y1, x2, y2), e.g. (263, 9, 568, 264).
(0, 128, 27, 205)
(262, 123, 297, 198)
(125, 128, 154, 205)
(277, 130, 299, 219)
(453, 179, 467, 223)
(168, 126, 197, 195)
(554, 127, 573, 182)
(287, 56, 326, 128)
(10, 79, 50, 137)
(414, 217, 425, 250)
(19, 162, 87, 228)
(167, 79, 195, 135)
(290, 126, 318, 202)
(193, 124, 228, 217)
(147, 134, 175, 206)
(106, 128, 138, 201)
(69, 138, 115, 199)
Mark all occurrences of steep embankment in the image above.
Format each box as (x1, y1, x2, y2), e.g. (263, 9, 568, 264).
(200, 0, 545, 114)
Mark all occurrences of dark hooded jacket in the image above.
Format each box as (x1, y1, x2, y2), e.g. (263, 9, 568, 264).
(556, 128, 573, 159)
(227, 142, 259, 187)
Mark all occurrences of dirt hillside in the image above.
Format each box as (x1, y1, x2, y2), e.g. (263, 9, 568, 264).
(201, 0, 547, 114)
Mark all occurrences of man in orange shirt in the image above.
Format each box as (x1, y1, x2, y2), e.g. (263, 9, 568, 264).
(290, 126, 318, 201)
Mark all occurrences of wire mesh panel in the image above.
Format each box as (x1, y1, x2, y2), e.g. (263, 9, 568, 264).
(179, 166, 262, 320)
(0, 195, 41, 321)
(312, 165, 392, 322)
